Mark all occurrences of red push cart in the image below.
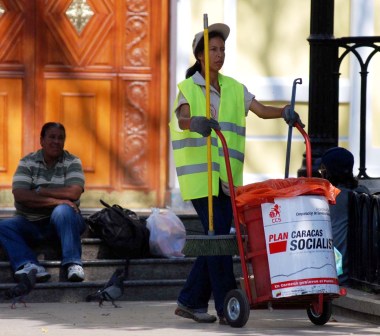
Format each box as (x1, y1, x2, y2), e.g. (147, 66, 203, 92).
(215, 124, 346, 328)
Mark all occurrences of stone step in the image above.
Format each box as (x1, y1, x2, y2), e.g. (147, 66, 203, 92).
(0, 237, 141, 262)
(0, 211, 244, 303)
(0, 207, 205, 236)
(0, 210, 206, 263)
(0, 279, 187, 303)
(0, 209, 204, 235)
(0, 256, 243, 303)
(0, 257, 201, 283)
(0, 256, 243, 283)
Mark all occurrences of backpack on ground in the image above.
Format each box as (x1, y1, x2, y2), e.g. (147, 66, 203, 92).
(86, 200, 150, 259)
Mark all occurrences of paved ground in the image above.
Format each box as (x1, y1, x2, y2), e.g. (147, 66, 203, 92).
(0, 296, 379, 336)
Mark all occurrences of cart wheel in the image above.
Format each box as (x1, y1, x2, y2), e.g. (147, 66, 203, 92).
(223, 289, 250, 328)
(306, 301, 332, 325)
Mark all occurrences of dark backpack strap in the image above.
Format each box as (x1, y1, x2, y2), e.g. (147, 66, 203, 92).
(100, 199, 112, 208)
(100, 200, 139, 222)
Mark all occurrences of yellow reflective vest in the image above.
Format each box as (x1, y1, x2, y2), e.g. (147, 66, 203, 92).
(169, 73, 246, 200)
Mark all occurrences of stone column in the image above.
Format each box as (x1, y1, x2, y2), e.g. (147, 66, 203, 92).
(298, 0, 339, 176)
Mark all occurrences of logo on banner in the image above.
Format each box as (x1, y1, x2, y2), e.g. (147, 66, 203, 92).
(269, 203, 281, 223)
(268, 232, 288, 254)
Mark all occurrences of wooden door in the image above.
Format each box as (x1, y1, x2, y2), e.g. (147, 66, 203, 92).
(0, 0, 169, 208)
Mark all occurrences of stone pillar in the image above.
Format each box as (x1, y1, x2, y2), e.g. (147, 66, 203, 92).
(298, 0, 339, 176)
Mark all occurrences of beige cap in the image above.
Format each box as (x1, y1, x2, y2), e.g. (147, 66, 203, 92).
(192, 23, 230, 55)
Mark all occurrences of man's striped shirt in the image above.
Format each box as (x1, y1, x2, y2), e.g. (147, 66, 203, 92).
(12, 149, 85, 221)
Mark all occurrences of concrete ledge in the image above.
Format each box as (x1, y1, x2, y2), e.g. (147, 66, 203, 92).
(332, 287, 380, 324)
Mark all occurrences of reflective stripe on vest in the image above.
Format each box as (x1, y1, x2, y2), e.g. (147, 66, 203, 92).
(176, 162, 220, 176)
(169, 74, 246, 200)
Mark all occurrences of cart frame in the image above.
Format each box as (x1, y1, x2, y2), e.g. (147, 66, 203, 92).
(215, 124, 346, 328)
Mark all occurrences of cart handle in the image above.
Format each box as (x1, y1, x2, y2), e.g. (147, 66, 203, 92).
(295, 122, 312, 178)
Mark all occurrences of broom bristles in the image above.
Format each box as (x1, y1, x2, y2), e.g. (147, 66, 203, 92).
(182, 235, 239, 256)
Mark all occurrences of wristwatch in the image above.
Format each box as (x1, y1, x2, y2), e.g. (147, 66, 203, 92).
(35, 186, 41, 194)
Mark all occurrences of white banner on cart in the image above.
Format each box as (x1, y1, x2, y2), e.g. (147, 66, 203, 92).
(261, 195, 340, 298)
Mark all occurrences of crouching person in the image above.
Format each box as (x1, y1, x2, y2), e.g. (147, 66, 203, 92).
(0, 122, 86, 282)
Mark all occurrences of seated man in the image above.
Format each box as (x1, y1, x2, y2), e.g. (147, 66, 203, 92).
(0, 122, 86, 282)
(320, 147, 370, 286)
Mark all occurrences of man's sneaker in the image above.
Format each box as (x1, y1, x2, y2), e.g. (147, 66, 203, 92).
(15, 262, 51, 282)
(67, 264, 85, 282)
(175, 305, 217, 323)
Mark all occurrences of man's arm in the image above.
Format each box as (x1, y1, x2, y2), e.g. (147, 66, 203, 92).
(38, 185, 83, 201)
(13, 185, 82, 210)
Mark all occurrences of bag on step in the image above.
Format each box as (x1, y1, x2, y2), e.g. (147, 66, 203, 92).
(86, 200, 150, 258)
(146, 208, 186, 258)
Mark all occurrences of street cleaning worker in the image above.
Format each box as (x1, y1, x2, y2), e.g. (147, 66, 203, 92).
(320, 147, 370, 286)
(169, 22, 304, 324)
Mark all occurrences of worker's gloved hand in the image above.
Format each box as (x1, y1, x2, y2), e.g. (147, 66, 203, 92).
(189, 116, 220, 137)
(282, 105, 305, 128)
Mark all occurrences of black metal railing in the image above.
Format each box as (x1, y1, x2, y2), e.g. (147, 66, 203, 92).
(334, 38, 380, 292)
(308, 3, 380, 292)
(336, 37, 380, 179)
(348, 191, 380, 292)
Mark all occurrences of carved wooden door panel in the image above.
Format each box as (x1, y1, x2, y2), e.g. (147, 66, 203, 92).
(0, 0, 169, 208)
(0, 1, 27, 188)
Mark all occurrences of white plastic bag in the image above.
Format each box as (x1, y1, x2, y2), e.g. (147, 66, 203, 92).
(146, 208, 186, 258)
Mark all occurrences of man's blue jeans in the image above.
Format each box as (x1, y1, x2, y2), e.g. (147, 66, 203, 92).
(177, 190, 237, 317)
(0, 204, 86, 271)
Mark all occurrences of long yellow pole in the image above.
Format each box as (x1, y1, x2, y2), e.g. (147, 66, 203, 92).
(203, 14, 214, 235)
